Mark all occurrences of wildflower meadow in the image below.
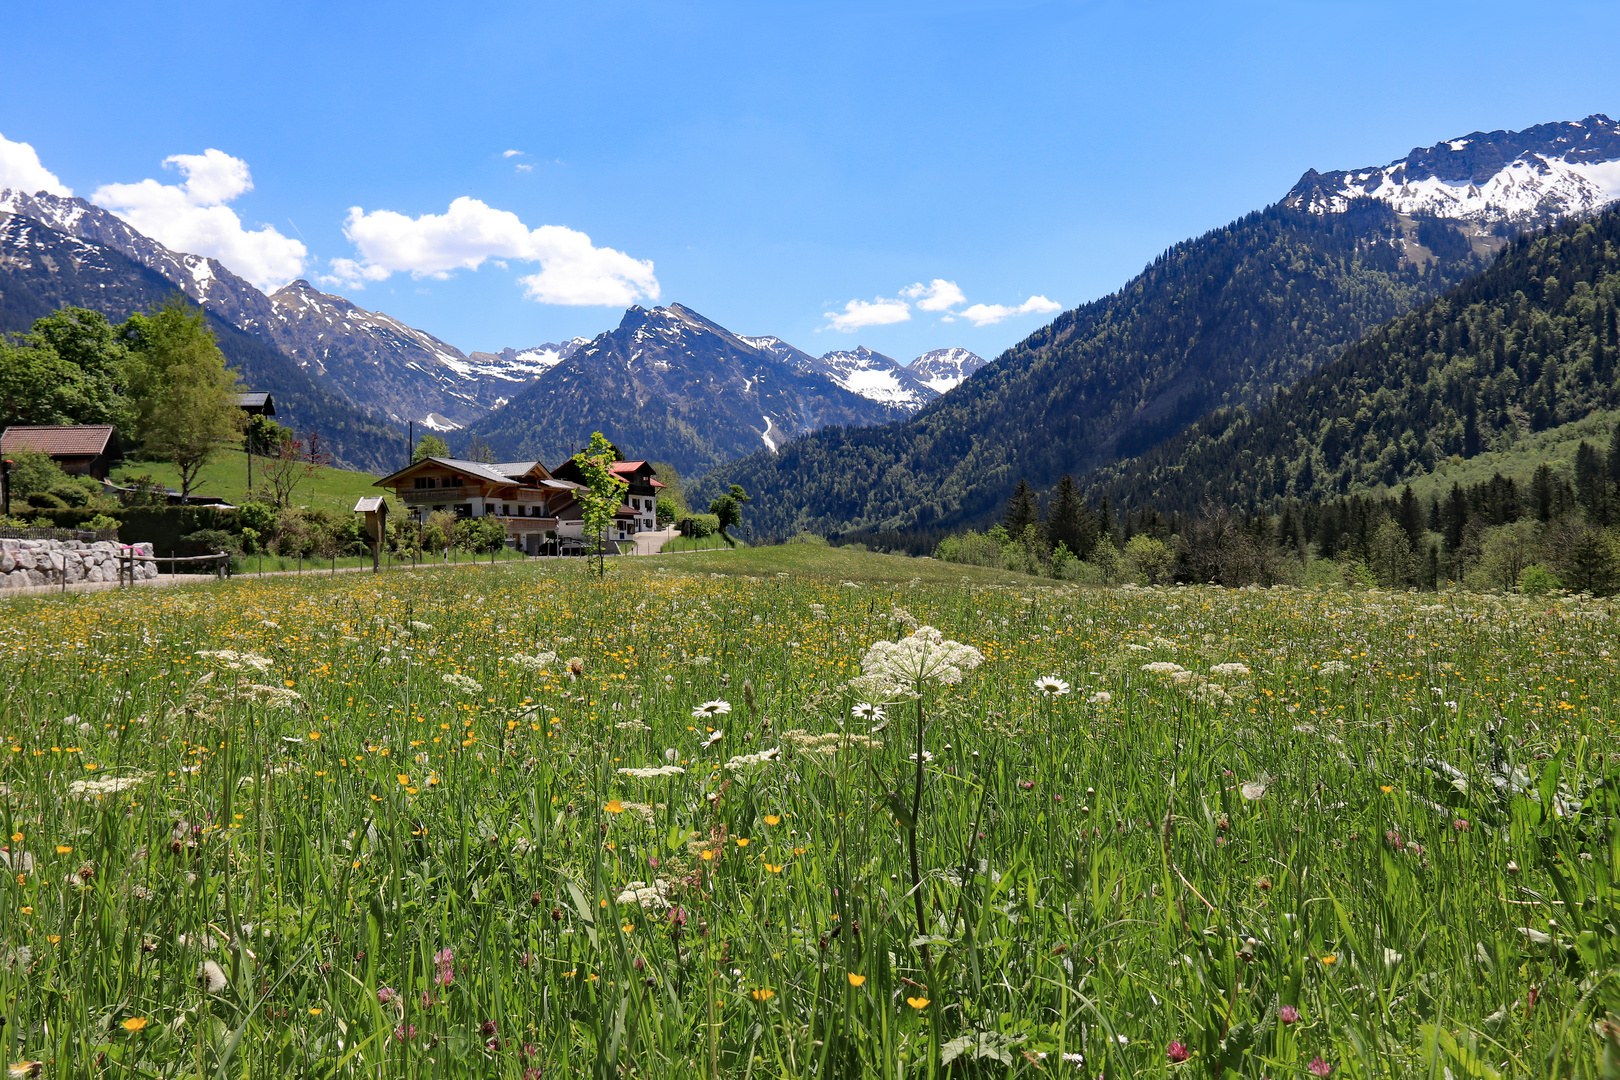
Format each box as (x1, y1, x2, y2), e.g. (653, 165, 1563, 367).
(1, 553, 1617, 1077)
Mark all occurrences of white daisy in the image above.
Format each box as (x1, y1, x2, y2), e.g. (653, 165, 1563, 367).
(692, 700, 732, 719)
(1033, 676, 1071, 697)
(701, 730, 725, 750)
(851, 702, 886, 723)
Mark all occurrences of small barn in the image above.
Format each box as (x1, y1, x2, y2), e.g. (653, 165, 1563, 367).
(0, 425, 124, 480)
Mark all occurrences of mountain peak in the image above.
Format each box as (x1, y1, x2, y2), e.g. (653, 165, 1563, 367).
(1285, 114, 1620, 223)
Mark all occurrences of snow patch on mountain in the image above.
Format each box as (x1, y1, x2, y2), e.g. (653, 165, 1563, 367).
(1287, 114, 1620, 224)
(908, 347, 987, 394)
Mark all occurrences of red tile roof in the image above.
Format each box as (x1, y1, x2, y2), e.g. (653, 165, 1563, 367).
(1, 425, 117, 457)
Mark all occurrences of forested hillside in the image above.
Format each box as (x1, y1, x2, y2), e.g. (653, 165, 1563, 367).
(700, 200, 1494, 539)
(1095, 209, 1620, 513)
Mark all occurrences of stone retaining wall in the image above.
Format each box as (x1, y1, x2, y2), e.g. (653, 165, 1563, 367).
(0, 539, 157, 589)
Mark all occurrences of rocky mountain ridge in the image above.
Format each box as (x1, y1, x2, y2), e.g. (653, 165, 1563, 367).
(741, 336, 985, 411)
(0, 209, 403, 472)
(461, 303, 902, 475)
(0, 188, 561, 428)
(1286, 114, 1620, 223)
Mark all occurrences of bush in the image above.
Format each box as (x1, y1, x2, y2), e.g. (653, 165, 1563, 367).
(25, 491, 69, 510)
(182, 528, 242, 556)
(679, 514, 720, 538)
(6, 448, 70, 498)
(784, 531, 828, 546)
(47, 482, 90, 508)
(85, 513, 119, 531)
(1519, 563, 1563, 596)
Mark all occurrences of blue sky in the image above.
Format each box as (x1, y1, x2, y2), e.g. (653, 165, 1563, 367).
(4, 0, 1620, 361)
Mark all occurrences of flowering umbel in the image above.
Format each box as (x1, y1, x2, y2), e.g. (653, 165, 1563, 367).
(849, 626, 983, 700)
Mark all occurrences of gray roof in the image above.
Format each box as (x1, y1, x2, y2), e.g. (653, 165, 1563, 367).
(491, 460, 541, 477)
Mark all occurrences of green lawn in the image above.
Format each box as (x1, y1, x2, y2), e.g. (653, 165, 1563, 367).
(114, 448, 386, 513)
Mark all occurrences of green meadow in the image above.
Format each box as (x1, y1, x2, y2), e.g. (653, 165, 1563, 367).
(1, 548, 1617, 1077)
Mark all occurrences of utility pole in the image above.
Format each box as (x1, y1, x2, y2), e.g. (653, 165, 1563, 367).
(408, 421, 413, 471)
(0, 458, 10, 516)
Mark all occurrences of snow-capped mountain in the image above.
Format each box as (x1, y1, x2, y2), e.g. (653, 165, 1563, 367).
(908, 348, 987, 394)
(1285, 114, 1620, 223)
(464, 304, 899, 475)
(464, 340, 591, 383)
(741, 337, 985, 411)
(0, 187, 582, 428)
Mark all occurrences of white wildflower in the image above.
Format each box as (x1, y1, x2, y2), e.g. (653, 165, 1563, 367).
(615, 880, 672, 911)
(1033, 676, 1071, 697)
(850, 626, 983, 700)
(1141, 661, 1186, 675)
(851, 702, 886, 723)
(409, 620, 433, 632)
(692, 700, 731, 719)
(441, 672, 483, 695)
(199, 959, 229, 993)
(66, 775, 147, 799)
(1240, 780, 1267, 801)
(1087, 691, 1112, 704)
(724, 748, 781, 772)
(1210, 663, 1250, 677)
(506, 651, 557, 672)
(1319, 660, 1352, 677)
(701, 730, 725, 750)
(617, 765, 686, 779)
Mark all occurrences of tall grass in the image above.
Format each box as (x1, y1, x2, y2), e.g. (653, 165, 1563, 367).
(0, 564, 1616, 1077)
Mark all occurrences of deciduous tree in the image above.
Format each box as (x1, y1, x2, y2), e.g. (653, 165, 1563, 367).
(121, 297, 245, 500)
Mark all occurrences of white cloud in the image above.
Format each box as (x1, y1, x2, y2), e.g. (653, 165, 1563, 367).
(502, 149, 525, 158)
(326, 196, 659, 306)
(0, 131, 71, 196)
(959, 295, 1062, 326)
(900, 278, 965, 312)
(91, 149, 306, 291)
(515, 163, 534, 173)
(824, 297, 911, 332)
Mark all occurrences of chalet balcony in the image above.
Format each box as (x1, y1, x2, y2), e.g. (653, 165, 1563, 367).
(399, 489, 469, 504)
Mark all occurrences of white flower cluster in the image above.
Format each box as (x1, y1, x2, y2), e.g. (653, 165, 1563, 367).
(1319, 660, 1352, 677)
(1210, 663, 1251, 677)
(724, 747, 781, 772)
(441, 673, 483, 695)
(195, 649, 273, 673)
(850, 626, 983, 700)
(615, 879, 672, 911)
(505, 651, 558, 672)
(66, 774, 148, 799)
(238, 685, 302, 709)
(409, 620, 434, 632)
(617, 765, 685, 779)
(1140, 661, 1186, 675)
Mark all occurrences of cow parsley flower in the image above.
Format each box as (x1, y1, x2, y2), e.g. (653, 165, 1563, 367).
(441, 673, 482, 695)
(1210, 663, 1250, 677)
(849, 626, 983, 700)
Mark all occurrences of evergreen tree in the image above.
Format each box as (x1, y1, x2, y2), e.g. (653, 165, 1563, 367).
(1045, 475, 1095, 560)
(1608, 421, 1620, 498)
(1003, 480, 1040, 537)
(1397, 485, 1424, 550)
(1575, 440, 1610, 526)
(1532, 464, 1557, 522)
